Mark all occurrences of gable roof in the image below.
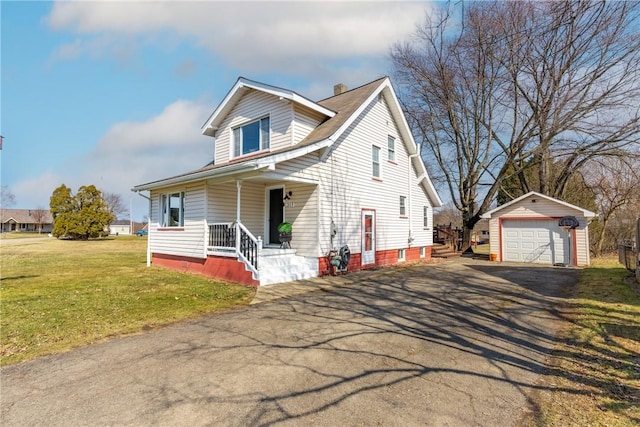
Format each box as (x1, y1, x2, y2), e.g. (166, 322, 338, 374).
(1, 209, 54, 224)
(134, 77, 442, 206)
(298, 77, 387, 147)
(480, 191, 596, 219)
(202, 77, 336, 136)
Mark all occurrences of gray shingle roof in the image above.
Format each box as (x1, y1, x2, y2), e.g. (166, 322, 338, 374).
(1, 209, 53, 224)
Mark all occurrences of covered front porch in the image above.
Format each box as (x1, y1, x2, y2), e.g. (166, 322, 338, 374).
(203, 174, 321, 286)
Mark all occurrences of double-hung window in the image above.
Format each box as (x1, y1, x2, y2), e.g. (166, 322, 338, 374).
(161, 192, 185, 227)
(423, 206, 429, 227)
(372, 145, 381, 178)
(388, 136, 395, 162)
(400, 196, 407, 216)
(233, 117, 270, 157)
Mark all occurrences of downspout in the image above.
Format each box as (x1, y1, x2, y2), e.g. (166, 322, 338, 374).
(236, 179, 242, 251)
(133, 190, 152, 266)
(408, 153, 418, 248)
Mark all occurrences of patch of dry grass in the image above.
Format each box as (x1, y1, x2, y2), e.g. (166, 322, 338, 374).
(528, 256, 640, 426)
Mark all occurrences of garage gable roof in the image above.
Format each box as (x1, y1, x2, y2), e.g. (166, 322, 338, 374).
(481, 191, 596, 219)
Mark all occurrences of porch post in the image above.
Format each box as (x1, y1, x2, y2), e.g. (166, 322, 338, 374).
(236, 179, 242, 222)
(236, 179, 242, 250)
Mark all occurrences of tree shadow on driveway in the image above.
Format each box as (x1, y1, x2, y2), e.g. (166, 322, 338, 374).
(3, 260, 637, 426)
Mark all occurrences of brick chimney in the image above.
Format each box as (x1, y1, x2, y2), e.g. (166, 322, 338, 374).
(333, 83, 348, 95)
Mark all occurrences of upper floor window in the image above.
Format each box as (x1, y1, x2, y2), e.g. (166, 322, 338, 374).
(423, 206, 429, 227)
(372, 145, 381, 178)
(388, 136, 396, 162)
(400, 196, 407, 216)
(233, 117, 270, 157)
(161, 192, 185, 227)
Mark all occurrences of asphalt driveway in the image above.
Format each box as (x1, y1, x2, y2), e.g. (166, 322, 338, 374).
(1, 259, 578, 426)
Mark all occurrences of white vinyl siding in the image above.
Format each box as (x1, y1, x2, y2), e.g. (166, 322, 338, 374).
(205, 181, 264, 239)
(293, 105, 326, 145)
(281, 91, 435, 256)
(204, 178, 318, 256)
(149, 182, 207, 259)
(278, 181, 318, 255)
(214, 89, 292, 164)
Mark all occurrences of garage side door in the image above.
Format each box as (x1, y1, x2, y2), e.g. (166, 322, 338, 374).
(502, 220, 569, 265)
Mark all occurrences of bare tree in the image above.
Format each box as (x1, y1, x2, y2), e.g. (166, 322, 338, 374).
(103, 192, 127, 219)
(1, 185, 16, 208)
(499, 1, 640, 198)
(31, 207, 49, 234)
(392, 1, 640, 250)
(584, 157, 640, 256)
(434, 202, 462, 228)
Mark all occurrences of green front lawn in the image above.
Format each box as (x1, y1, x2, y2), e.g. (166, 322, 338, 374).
(1, 232, 50, 239)
(0, 237, 255, 365)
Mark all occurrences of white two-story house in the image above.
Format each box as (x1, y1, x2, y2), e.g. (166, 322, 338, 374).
(132, 77, 442, 286)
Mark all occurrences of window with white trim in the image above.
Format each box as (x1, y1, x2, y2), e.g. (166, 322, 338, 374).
(423, 206, 429, 227)
(233, 117, 270, 157)
(388, 136, 395, 161)
(161, 192, 185, 227)
(420, 246, 426, 258)
(400, 196, 406, 216)
(372, 145, 381, 178)
(398, 248, 406, 262)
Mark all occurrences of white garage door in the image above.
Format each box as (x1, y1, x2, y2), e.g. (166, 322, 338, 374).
(502, 220, 569, 265)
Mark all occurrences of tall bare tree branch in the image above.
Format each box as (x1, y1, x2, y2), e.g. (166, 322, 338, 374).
(392, 0, 640, 250)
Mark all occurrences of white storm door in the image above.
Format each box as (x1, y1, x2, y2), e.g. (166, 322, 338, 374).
(362, 210, 375, 265)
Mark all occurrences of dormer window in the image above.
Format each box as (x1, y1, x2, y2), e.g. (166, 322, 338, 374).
(233, 117, 270, 157)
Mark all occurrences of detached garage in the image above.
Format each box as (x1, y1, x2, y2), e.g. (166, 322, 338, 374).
(481, 192, 596, 266)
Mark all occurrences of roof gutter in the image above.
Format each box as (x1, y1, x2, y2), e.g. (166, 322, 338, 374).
(131, 162, 265, 192)
(131, 134, 336, 193)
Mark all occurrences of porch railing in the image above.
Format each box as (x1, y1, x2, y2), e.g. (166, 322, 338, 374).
(209, 222, 236, 249)
(208, 222, 262, 276)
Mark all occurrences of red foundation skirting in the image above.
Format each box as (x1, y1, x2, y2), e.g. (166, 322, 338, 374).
(318, 246, 433, 276)
(154, 246, 434, 284)
(152, 253, 258, 287)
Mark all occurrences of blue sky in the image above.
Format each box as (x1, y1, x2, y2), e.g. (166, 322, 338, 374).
(1, 1, 432, 220)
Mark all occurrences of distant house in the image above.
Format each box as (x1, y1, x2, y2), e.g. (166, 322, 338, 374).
(109, 220, 132, 235)
(1, 209, 53, 233)
(473, 218, 490, 244)
(133, 76, 442, 286)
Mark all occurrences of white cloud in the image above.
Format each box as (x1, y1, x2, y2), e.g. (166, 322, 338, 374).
(12, 99, 215, 220)
(94, 99, 212, 154)
(12, 171, 65, 210)
(46, 1, 431, 75)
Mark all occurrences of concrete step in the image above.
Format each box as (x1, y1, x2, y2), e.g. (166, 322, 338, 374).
(257, 252, 319, 286)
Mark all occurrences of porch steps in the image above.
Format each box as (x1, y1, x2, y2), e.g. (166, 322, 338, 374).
(431, 243, 461, 259)
(255, 249, 319, 286)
